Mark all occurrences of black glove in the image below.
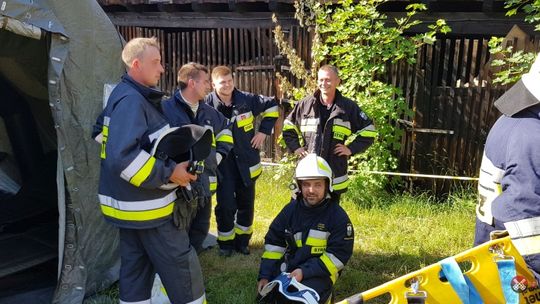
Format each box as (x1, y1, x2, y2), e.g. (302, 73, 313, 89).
(193, 182, 206, 210)
(172, 185, 199, 230)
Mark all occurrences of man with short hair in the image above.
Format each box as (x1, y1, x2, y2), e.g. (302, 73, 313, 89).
(93, 38, 206, 304)
(162, 62, 233, 253)
(257, 154, 354, 304)
(205, 65, 279, 257)
(281, 65, 377, 196)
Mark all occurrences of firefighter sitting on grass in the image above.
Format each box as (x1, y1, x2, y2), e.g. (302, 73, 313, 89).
(257, 154, 354, 303)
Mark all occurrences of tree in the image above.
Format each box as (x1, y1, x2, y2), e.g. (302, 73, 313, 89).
(273, 0, 450, 200)
(488, 0, 539, 85)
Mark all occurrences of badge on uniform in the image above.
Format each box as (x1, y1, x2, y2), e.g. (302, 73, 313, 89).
(346, 222, 354, 239)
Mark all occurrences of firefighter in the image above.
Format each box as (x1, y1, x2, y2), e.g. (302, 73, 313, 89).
(92, 37, 206, 304)
(474, 53, 540, 283)
(205, 65, 279, 257)
(281, 65, 377, 197)
(162, 62, 234, 253)
(257, 154, 354, 303)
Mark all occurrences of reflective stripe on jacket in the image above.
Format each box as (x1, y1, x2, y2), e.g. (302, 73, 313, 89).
(282, 89, 376, 192)
(205, 89, 278, 186)
(94, 74, 177, 229)
(258, 196, 354, 285)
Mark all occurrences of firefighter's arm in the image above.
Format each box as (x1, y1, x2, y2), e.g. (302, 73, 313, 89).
(92, 111, 105, 143)
(299, 214, 354, 283)
(502, 128, 540, 281)
(214, 111, 234, 163)
(347, 106, 377, 155)
(251, 93, 279, 135)
(108, 98, 176, 189)
(259, 206, 290, 281)
(281, 105, 304, 153)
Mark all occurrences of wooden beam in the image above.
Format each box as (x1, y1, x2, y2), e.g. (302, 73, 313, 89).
(386, 12, 535, 36)
(106, 12, 297, 28)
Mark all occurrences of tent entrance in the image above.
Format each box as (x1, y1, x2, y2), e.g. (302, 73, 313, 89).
(0, 29, 59, 302)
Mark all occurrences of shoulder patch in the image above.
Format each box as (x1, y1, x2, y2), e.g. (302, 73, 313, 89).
(359, 111, 368, 120)
(346, 222, 354, 238)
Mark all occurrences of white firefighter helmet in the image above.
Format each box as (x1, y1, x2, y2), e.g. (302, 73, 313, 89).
(294, 153, 333, 192)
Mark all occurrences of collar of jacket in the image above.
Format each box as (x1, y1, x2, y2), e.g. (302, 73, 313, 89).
(174, 89, 198, 117)
(122, 74, 165, 107)
(312, 89, 346, 119)
(210, 88, 240, 108)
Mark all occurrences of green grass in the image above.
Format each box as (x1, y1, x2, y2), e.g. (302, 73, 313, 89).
(85, 171, 476, 304)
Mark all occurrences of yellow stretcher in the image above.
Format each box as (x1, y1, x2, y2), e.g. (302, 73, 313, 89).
(337, 236, 540, 304)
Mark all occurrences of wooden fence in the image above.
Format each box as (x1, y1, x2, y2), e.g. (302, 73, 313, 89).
(116, 25, 312, 160)
(117, 24, 538, 193)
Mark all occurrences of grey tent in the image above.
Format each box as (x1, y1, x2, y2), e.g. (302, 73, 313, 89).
(0, 0, 124, 303)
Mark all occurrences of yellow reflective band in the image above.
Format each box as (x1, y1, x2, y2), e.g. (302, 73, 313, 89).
(100, 126, 109, 159)
(216, 134, 233, 144)
(306, 237, 327, 247)
(332, 125, 351, 136)
(210, 182, 217, 191)
(130, 156, 157, 187)
(262, 108, 279, 118)
(333, 177, 350, 191)
(235, 226, 253, 235)
(262, 251, 284, 259)
(217, 233, 235, 241)
(237, 114, 254, 128)
(250, 163, 262, 178)
(100, 202, 174, 221)
(262, 112, 279, 118)
(212, 133, 216, 147)
(359, 130, 378, 138)
(296, 239, 303, 248)
(282, 124, 301, 133)
(320, 253, 339, 284)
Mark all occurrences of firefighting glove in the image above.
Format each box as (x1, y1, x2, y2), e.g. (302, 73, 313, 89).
(192, 182, 206, 210)
(173, 185, 199, 230)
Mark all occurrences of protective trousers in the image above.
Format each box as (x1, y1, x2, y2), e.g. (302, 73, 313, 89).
(189, 196, 212, 253)
(215, 155, 255, 250)
(118, 221, 205, 304)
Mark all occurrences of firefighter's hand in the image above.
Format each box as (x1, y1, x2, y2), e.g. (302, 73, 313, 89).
(294, 147, 308, 158)
(289, 269, 303, 282)
(170, 161, 197, 186)
(257, 279, 269, 294)
(251, 132, 267, 149)
(334, 143, 352, 157)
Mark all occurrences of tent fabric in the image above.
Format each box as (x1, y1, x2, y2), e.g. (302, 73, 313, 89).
(1, 0, 125, 303)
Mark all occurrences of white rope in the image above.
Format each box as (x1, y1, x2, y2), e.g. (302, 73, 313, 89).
(261, 161, 479, 181)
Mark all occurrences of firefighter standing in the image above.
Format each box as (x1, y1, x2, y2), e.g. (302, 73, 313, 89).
(257, 154, 354, 303)
(93, 37, 206, 304)
(162, 62, 234, 253)
(205, 66, 279, 256)
(475, 54, 540, 283)
(281, 65, 377, 196)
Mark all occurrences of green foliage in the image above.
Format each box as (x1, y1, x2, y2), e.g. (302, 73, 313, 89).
(273, 0, 450, 195)
(488, 0, 539, 84)
(488, 37, 537, 85)
(505, 0, 540, 31)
